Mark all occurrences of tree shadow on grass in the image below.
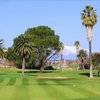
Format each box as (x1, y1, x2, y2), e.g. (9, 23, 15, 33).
(17, 70, 54, 74)
(80, 72, 100, 77)
(79, 72, 90, 77)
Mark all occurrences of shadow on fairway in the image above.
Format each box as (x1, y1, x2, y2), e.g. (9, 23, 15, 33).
(35, 78, 76, 86)
(79, 72, 89, 77)
(17, 70, 54, 74)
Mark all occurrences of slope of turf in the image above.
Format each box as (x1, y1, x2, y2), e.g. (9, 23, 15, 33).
(0, 68, 100, 100)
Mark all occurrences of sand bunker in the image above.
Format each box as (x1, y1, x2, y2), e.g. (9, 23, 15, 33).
(33, 76, 68, 79)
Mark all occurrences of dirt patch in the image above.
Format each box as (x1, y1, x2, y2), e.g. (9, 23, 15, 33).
(33, 76, 68, 79)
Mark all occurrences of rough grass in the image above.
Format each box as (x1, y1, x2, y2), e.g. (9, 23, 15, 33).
(0, 68, 100, 100)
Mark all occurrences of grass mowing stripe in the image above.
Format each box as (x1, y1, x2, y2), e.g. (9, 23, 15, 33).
(0, 78, 11, 86)
(21, 77, 29, 85)
(7, 78, 16, 85)
(34, 78, 86, 99)
(0, 78, 4, 83)
(11, 77, 30, 100)
(50, 80, 85, 100)
(37, 79, 56, 100)
(28, 78, 62, 100)
(35, 79, 71, 100)
(36, 79, 48, 85)
(52, 79, 100, 99)
(28, 85, 56, 100)
(42, 80, 70, 100)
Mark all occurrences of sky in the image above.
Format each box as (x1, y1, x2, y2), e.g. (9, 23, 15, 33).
(0, 0, 100, 59)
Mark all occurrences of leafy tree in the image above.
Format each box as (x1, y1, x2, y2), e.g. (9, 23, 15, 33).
(13, 34, 34, 74)
(92, 53, 100, 76)
(92, 52, 100, 66)
(25, 26, 60, 72)
(4, 47, 22, 67)
(5, 47, 16, 61)
(81, 5, 97, 78)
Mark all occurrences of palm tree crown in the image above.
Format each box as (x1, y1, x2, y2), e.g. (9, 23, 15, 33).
(74, 41, 80, 48)
(81, 5, 97, 42)
(81, 5, 97, 28)
(74, 41, 80, 56)
(14, 34, 33, 58)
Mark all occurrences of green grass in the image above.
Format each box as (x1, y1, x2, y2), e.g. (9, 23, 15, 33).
(0, 68, 100, 100)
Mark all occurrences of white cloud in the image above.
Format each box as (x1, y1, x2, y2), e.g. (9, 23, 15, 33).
(62, 45, 88, 56)
(63, 45, 76, 56)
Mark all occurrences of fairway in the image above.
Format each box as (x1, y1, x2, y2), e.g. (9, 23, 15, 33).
(0, 69, 100, 100)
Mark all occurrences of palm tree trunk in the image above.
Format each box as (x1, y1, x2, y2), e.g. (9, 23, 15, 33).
(60, 54, 63, 71)
(22, 57, 25, 75)
(89, 41, 93, 78)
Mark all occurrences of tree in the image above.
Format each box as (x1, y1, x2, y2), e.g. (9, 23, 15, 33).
(92, 52, 100, 76)
(58, 42, 64, 70)
(4, 47, 21, 67)
(92, 52, 100, 66)
(78, 49, 88, 69)
(13, 34, 34, 75)
(74, 41, 80, 56)
(0, 48, 4, 59)
(25, 26, 60, 72)
(74, 41, 80, 69)
(0, 39, 4, 59)
(81, 5, 97, 78)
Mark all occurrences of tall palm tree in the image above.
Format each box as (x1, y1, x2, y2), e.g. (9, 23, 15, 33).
(74, 41, 80, 70)
(74, 41, 80, 56)
(13, 34, 34, 75)
(59, 42, 64, 60)
(81, 5, 97, 78)
(58, 42, 64, 70)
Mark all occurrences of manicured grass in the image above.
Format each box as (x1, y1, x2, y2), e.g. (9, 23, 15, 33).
(0, 68, 100, 100)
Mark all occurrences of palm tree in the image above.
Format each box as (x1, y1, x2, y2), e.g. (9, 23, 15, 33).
(59, 42, 64, 60)
(74, 41, 80, 70)
(74, 41, 80, 56)
(13, 34, 34, 75)
(81, 5, 97, 78)
(78, 49, 88, 69)
(58, 42, 64, 70)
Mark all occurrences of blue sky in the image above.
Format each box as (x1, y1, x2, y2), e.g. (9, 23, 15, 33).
(0, 0, 100, 59)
